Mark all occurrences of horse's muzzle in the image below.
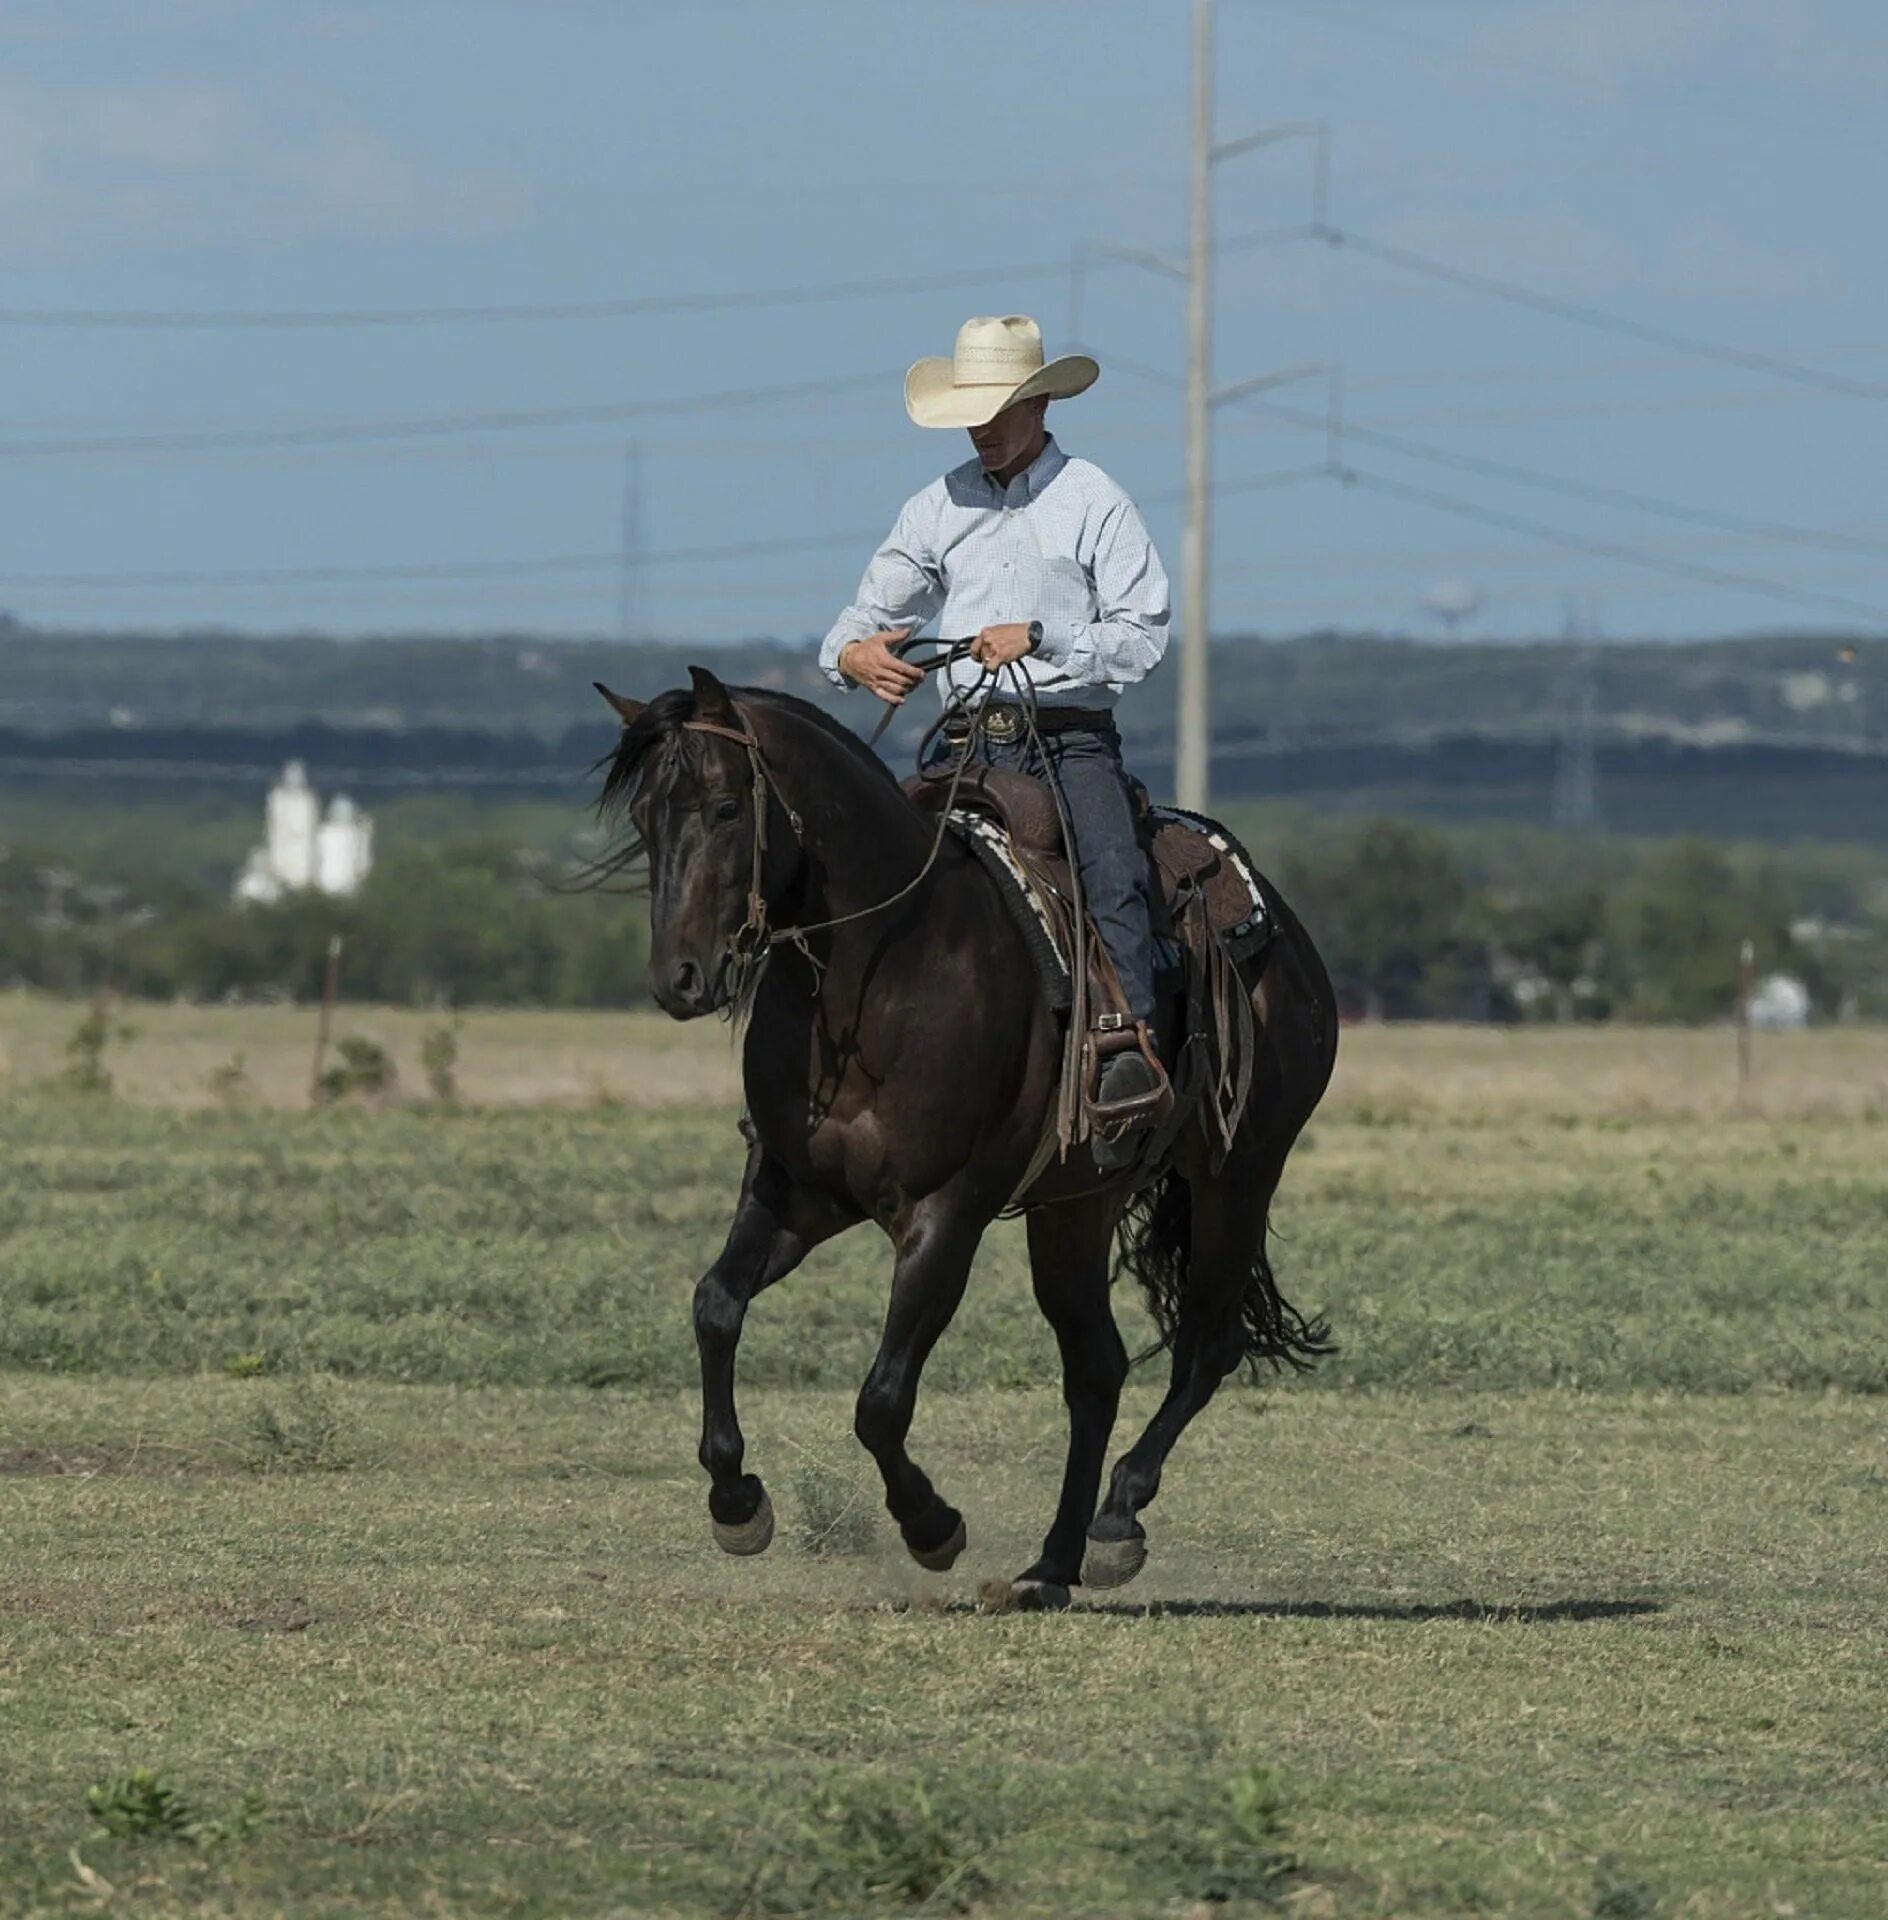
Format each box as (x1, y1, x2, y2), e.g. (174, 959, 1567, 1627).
(654, 954, 726, 1020)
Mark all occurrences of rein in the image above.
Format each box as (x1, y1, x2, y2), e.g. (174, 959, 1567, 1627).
(678, 623, 1059, 996)
(678, 715, 799, 975)
(679, 676, 991, 984)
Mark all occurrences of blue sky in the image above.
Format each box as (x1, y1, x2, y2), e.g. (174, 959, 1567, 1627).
(3, 0, 1885, 643)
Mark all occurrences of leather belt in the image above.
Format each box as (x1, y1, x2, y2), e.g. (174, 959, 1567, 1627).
(942, 704, 1113, 745)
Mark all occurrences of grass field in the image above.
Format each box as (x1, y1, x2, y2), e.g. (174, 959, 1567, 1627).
(2, 1010, 1886, 1917)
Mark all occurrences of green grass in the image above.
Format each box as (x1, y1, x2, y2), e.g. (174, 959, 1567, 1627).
(3, 1033, 1887, 1915)
(3, 1380, 1885, 1918)
(2, 1094, 1883, 1394)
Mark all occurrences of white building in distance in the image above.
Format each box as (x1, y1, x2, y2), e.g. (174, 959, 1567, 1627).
(234, 761, 374, 905)
(1749, 973, 1811, 1032)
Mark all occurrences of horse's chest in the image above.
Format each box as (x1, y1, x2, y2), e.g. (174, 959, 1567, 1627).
(746, 1052, 973, 1214)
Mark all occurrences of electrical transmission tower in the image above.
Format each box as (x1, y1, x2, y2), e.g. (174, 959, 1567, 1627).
(1552, 597, 1600, 829)
(618, 442, 645, 643)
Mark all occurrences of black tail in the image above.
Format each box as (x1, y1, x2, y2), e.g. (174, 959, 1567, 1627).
(1114, 1168, 1334, 1374)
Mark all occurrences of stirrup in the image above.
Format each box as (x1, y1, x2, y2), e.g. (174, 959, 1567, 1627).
(1083, 1019, 1173, 1134)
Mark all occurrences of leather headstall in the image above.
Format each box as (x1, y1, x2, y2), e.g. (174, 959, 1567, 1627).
(681, 711, 804, 971)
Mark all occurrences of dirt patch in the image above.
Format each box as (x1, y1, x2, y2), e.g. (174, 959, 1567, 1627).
(0, 1441, 227, 1478)
(214, 1600, 317, 1633)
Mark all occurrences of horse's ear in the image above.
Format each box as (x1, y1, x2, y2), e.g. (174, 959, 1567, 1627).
(688, 665, 737, 726)
(593, 681, 646, 727)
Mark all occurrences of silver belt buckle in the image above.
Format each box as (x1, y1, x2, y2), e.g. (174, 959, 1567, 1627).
(981, 705, 1021, 744)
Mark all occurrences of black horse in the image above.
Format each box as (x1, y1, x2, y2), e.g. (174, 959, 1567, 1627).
(594, 667, 1335, 1605)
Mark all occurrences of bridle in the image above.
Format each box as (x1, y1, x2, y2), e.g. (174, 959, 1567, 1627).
(676, 714, 801, 978)
(674, 652, 1000, 991)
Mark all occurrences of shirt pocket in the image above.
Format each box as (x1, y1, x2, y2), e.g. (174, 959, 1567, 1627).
(1030, 543, 1096, 622)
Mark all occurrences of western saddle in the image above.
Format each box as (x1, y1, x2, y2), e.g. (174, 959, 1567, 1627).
(903, 764, 1269, 1170)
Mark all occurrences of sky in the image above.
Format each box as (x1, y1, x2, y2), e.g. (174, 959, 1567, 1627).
(3, 0, 1886, 644)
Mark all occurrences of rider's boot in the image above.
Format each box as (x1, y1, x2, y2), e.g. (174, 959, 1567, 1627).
(1091, 1027, 1169, 1173)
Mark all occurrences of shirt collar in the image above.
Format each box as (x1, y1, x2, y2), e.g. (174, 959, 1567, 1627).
(975, 432, 1067, 505)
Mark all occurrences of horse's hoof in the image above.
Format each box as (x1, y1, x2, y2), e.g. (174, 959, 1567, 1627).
(907, 1516, 967, 1573)
(1007, 1577, 1072, 1613)
(712, 1491, 775, 1557)
(1082, 1526, 1147, 1590)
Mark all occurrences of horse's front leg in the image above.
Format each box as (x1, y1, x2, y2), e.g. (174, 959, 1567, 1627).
(853, 1199, 985, 1571)
(696, 1149, 854, 1555)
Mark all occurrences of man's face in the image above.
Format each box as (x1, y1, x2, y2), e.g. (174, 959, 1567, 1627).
(969, 396, 1048, 474)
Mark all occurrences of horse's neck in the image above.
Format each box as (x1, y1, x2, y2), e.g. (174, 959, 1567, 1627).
(757, 707, 936, 923)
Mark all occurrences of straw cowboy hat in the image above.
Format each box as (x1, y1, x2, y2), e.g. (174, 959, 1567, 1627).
(904, 315, 1099, 429)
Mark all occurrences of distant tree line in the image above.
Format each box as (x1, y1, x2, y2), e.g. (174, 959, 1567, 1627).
(8, 719, 1888, 848)
(1278, 821, 1885, 1023)
(2, 820, 1881, 1021)
(2, 838, 648, 1010)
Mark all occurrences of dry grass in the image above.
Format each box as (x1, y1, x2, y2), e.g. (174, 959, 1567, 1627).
(0, 992, 741, 1111)
(2, 1377, 1885, 1918)
(2, 1006, 1886, 1914)
(2, 989, 1884, 1119)
(1321, 1021, 1888, 1122)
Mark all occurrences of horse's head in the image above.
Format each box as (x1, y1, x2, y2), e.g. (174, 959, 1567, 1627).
(594, 666, 791, 1019)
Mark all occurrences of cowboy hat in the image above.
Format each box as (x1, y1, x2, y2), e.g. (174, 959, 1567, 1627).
(904, 314, 1099, 429)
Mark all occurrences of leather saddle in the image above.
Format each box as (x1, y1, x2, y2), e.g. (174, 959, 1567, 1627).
(903, 765, 1272, 1171)
(906, 765, 1061, 857)
(904, 766, 1270, 952)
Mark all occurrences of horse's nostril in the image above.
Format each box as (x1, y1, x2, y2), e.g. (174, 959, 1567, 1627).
(671, 959, 704, 1002)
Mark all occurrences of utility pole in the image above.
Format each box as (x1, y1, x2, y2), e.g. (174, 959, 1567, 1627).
(1177, 0, 1215, 811)
(1077, 1, 1326, 810)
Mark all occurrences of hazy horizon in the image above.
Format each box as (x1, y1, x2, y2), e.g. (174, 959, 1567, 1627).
(4, 1, 1886, 644)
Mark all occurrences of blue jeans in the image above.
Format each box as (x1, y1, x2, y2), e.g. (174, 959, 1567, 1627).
(934, 715, 1157, 1026)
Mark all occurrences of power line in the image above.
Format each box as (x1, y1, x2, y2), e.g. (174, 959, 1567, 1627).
(1319, 225, 1888, 402)
(3, 230, 1309, 334)
(0, 369, 898, 458)
(1218, 221, 1321, 256)
(0, 467, 1323, 595)
(0, 262, 1080, 331)
(1253, 397, 1888, 559)
(0, 527, 882, 592)
(1338, 466, 1888, 625)
(1147, 461, 1329, 506)
(1347, 337, 1888, 397)
(1114, 351, 1888, 561)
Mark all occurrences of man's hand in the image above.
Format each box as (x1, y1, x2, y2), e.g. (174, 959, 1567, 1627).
(971, 622, 1037, 668)
(839, 629, 924, 705)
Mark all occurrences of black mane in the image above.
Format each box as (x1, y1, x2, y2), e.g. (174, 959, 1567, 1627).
(742, 685, 904, 788)
(592, 680, 900, 885)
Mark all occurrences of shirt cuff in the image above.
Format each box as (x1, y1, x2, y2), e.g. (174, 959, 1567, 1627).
(819, 636, 856, 690)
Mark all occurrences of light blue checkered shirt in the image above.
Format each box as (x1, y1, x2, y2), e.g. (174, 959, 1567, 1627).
(819, 435, 1170, 710)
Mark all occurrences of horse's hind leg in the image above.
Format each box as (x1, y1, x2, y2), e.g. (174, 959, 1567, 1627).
(853, 1200, 985, 1572)
(1010, 1197, 1128, 1603)
(1085, 1137, 1294, 1591)
(696, 1150, 854, 1556)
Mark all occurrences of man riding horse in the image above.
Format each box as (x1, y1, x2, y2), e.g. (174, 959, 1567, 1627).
(591, 316, 1334, 1605)
(821, 315, 1171, 1168)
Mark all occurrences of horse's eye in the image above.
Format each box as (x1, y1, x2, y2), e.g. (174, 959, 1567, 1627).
(713, 796, 742, 825)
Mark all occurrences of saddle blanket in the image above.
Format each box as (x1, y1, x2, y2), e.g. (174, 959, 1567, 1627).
(947, 805, 1271, 1014)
